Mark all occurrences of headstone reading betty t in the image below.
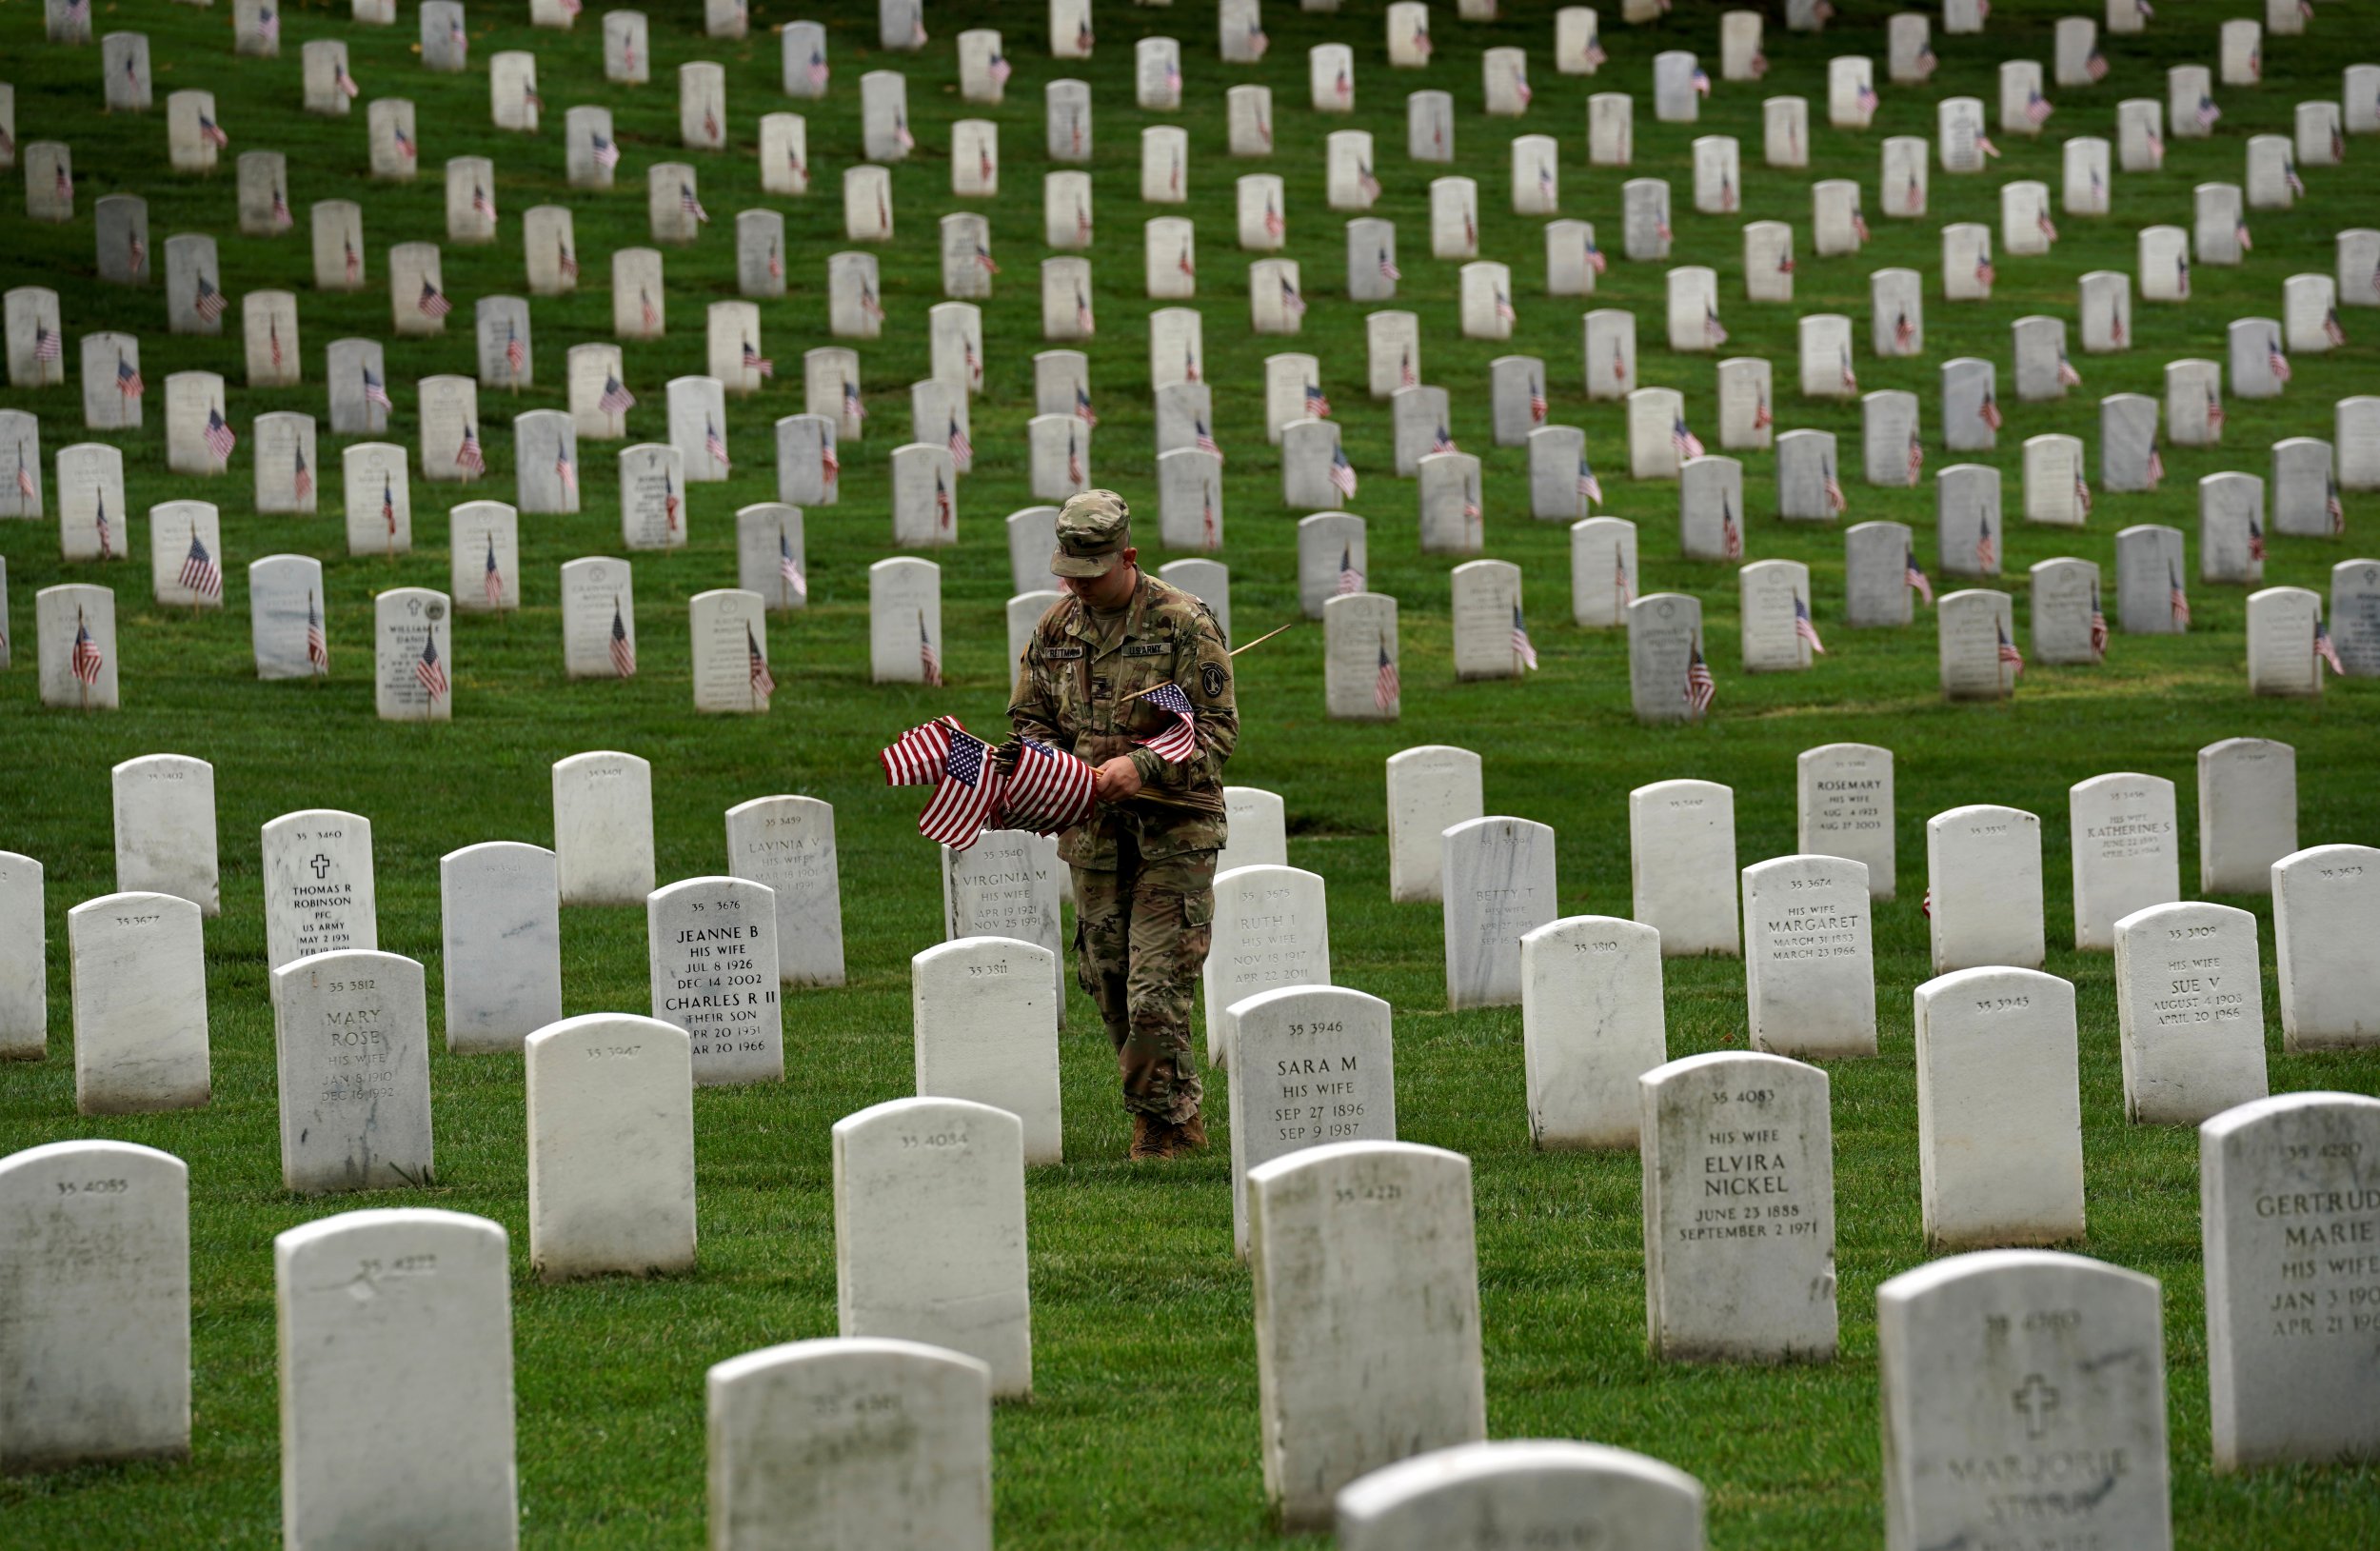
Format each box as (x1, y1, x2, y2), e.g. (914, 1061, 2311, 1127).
(1520, 916, 1665, 1150)
(1249, 1142, 1486, 1533)
(1640, 1052, 1838, 1362)
(646, 876, 783, 1084)
(526, 1013, 695, 1282)
(1879, 1252, 2170, 1550)
(439, 842, 562, 1054)
(833, 1097, 1033, 1398)
(1440, 816, 1558, 1010)
(0, 1141, 189, 1474)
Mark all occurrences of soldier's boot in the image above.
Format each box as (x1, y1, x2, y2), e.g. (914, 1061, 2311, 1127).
(1129, 1112, 1170, 1161)
(1172, 1107, 1209, 1151)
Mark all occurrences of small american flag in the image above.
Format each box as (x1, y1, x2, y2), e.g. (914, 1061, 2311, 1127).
(1334, 66, 1350, 101)
(1894, 311, 1916, 353)
(456, 423, 486, 476)
(704, 419, 729, 467)
(1754, 395, 1774, 431)
(989, 52, 1012, 87)
(976, 242, 1001, 276)
(1245, 22, 1268, 59)
(2148, 443, 2165, 487)
(1000, 741, 1098, 836)
(935, 469, 954, 530)
(1577, 457, 1602, 507)
(1412, 26, 1432, 58)
(2207, 395, 2226, 436)
(483, 534, 505, 606)
(1201, 484, 1218, 547)
(2025, 90, 2053, 128)
(1979, 393, 2003, 431)
(2112, 310, 2128, 346)
(918, 612, 942, 686)
(1138, 682, 1200, 761)
(1585, 31, 1608, 68)
(843, 379, 866, 423)
(1824, 462, 1848, 515)
(746, 623, 774, 700)
(2074, 472, 2092, 516)
(1905, 547, 1934, 604)
(13, 450, 31, 502)
(2286, 161, 2306, 199)
(2325, 309, 2349, 348)
(1076, 202, 1092, 243)
(1076, 289, 1096, 335)
(307, 592, 328, 673)
(1329, 444, 1358, 499)
(198, 114, 229, 149)
(271, 185, 293, 231)
(592, 133, 622, 170)
(2317, 618, 2346, 676)
(193, 277, 228, 323)
(778, 528, 805, 602)
(1375, 637, 1399, 712)
(680, 184, 708, 224)
(1906, 171, 1923, 214)
(2268, 336, 2291, 384)
(524, 87, 543, 114)
(1685, 637, 1716, 714)
(704, 104, 721, 145)
(472, 183, 495, 222)
(2037, 209, 2058, 243)
(115, 354, 143, 398)
(381, 475, 396, 533)
(1614, 551, 1632, 617)
(1304, 382, 1331, 419)
(2328, 477, 2346, 534)
(2170, 565, 2191, 627)
(807, 50, 828, 89)
(335, 62, 360, 99)
(664, 470, 680, 530)
(964, 338, 981, 387)
(1976, 255, 1996, 289)
(2057, 353, 2083, 388)
(947, 414, 972, 464)
(1529, 380, 1548, 424)
(1840, 348, 1858, 392)
(393, 126, 416, 160)
(292, 447, 312, 501)
(560, 243, 579, 282)
(204, 406, 238, 460)
(344, 236, 360, 283)
(1338, 545, 1361, 594)
(1672, 418, 1704, 461)
(269, 322, 285, 371)
(1853, 208, 1871, 244)
(418, 280, 453, 319)
(1076, 386, 1099, 426)
(1360, 162, 1382, 203)
(1702, 306, 1727, 346)
(1721, 506, 1743, 561)
(93, 491, 111, 556)
(1280, 276, 1307, 318)
(1262, 198, 1284, 240)
(1795, 595, 1826, 654)
(1585, 239, 1607, 275)
(1066, 431, 1084, 487)
(1377, 246, 1400, 281)
(1975, 514, 1997, 569)
(1403, 350, 1418, 388)
(1510, 604, 1540, 671)
(1908, 432, 1925, 486)
(505, 326, 525, 378)
(2087, 50, 2109, 82)
(129, 229, 146, 273)
(414, 632, 448, 699)
(883, 720, 1002, 849)
(70, 614, 104, 686)
(1997, 620, 2025, 675)
(2089, 589, 2108, 659)
(1776, 252, 1795, 276)
(53, 163, 72, 204)
(789, 147, 808, 185)
(32, 324, 60, 363)
(599, 374, 634, 415)
(1856, 81, 1879, 113)
(555, 442, 576, 493)
(1462, 483, 1482, 529)
(743, 340, 773, 378)
(1719, 172, 1735, 211)
(1194, 418, 1222, 459)
(2197, 95, 2221, 129)
(1169, 150, 1183, 195)
(2146, 131, 2164, 165)
(447, 11, 466, 51)
(1432, 425, 1458, 456)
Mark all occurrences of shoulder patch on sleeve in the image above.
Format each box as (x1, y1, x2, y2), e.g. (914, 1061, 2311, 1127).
(1201, 660, 1227, 699)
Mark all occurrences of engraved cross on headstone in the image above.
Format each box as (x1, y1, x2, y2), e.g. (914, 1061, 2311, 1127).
(2013, 1372, 2060, 1437)
(309, 853, 332, 879)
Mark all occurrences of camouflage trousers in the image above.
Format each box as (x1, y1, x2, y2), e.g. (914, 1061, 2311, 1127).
(1071, 842, 1216, 1123)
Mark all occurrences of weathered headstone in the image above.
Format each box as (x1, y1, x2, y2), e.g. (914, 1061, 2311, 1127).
(1926, 804, 2044, 973)
(68, 893, 210, 1114)
(1519, 916, 1663, 1150)
(0, 855, 41, 1060)
(2112, 901, 2268, 1124)
(1204, 865, 1332, 1067)
(438, 842, 562, 1054)
(1441, 816, 1558, 1009)
(2272, 845, 2380, 1049)
(269, 949, 432, 1193)
(1630, 781, 1739, 958)
(1914, 968, 2087, 1245)
(111, 755, 217, 915)
(2197, 738, 2296, 894)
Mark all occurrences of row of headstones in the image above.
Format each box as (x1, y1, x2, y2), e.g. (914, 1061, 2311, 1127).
(9, 1086, 2374, 1540)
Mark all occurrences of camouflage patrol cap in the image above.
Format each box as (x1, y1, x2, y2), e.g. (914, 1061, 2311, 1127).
(1050, 488, 1134, 577)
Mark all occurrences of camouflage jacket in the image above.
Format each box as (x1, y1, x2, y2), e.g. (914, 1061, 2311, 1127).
(1008, 571, 1238, 867)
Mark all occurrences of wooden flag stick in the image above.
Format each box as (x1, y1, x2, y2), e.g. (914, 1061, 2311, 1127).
(1118, 620, 1298, 703)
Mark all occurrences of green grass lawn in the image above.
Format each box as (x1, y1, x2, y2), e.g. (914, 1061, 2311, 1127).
(4, 0, 2379, 1543)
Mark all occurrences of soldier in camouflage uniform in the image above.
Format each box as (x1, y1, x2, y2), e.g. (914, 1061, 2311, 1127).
(1009, 490, 1239, 1160)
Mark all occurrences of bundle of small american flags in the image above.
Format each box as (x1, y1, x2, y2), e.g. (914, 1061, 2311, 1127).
(883, 720, 1095, 849)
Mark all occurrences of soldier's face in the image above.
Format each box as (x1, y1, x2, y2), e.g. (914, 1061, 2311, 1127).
(1065, 550, 1138, 606)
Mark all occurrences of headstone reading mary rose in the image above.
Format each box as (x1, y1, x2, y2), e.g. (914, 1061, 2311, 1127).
(519, 1011, 700, 1289)
(269, 949, 433, 1193)
(1640, 1052, 1837, 1361)
(646, 875, 783, 1084)
(0, 1140, 189, 1473)
(68, 893, 211, 1114)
